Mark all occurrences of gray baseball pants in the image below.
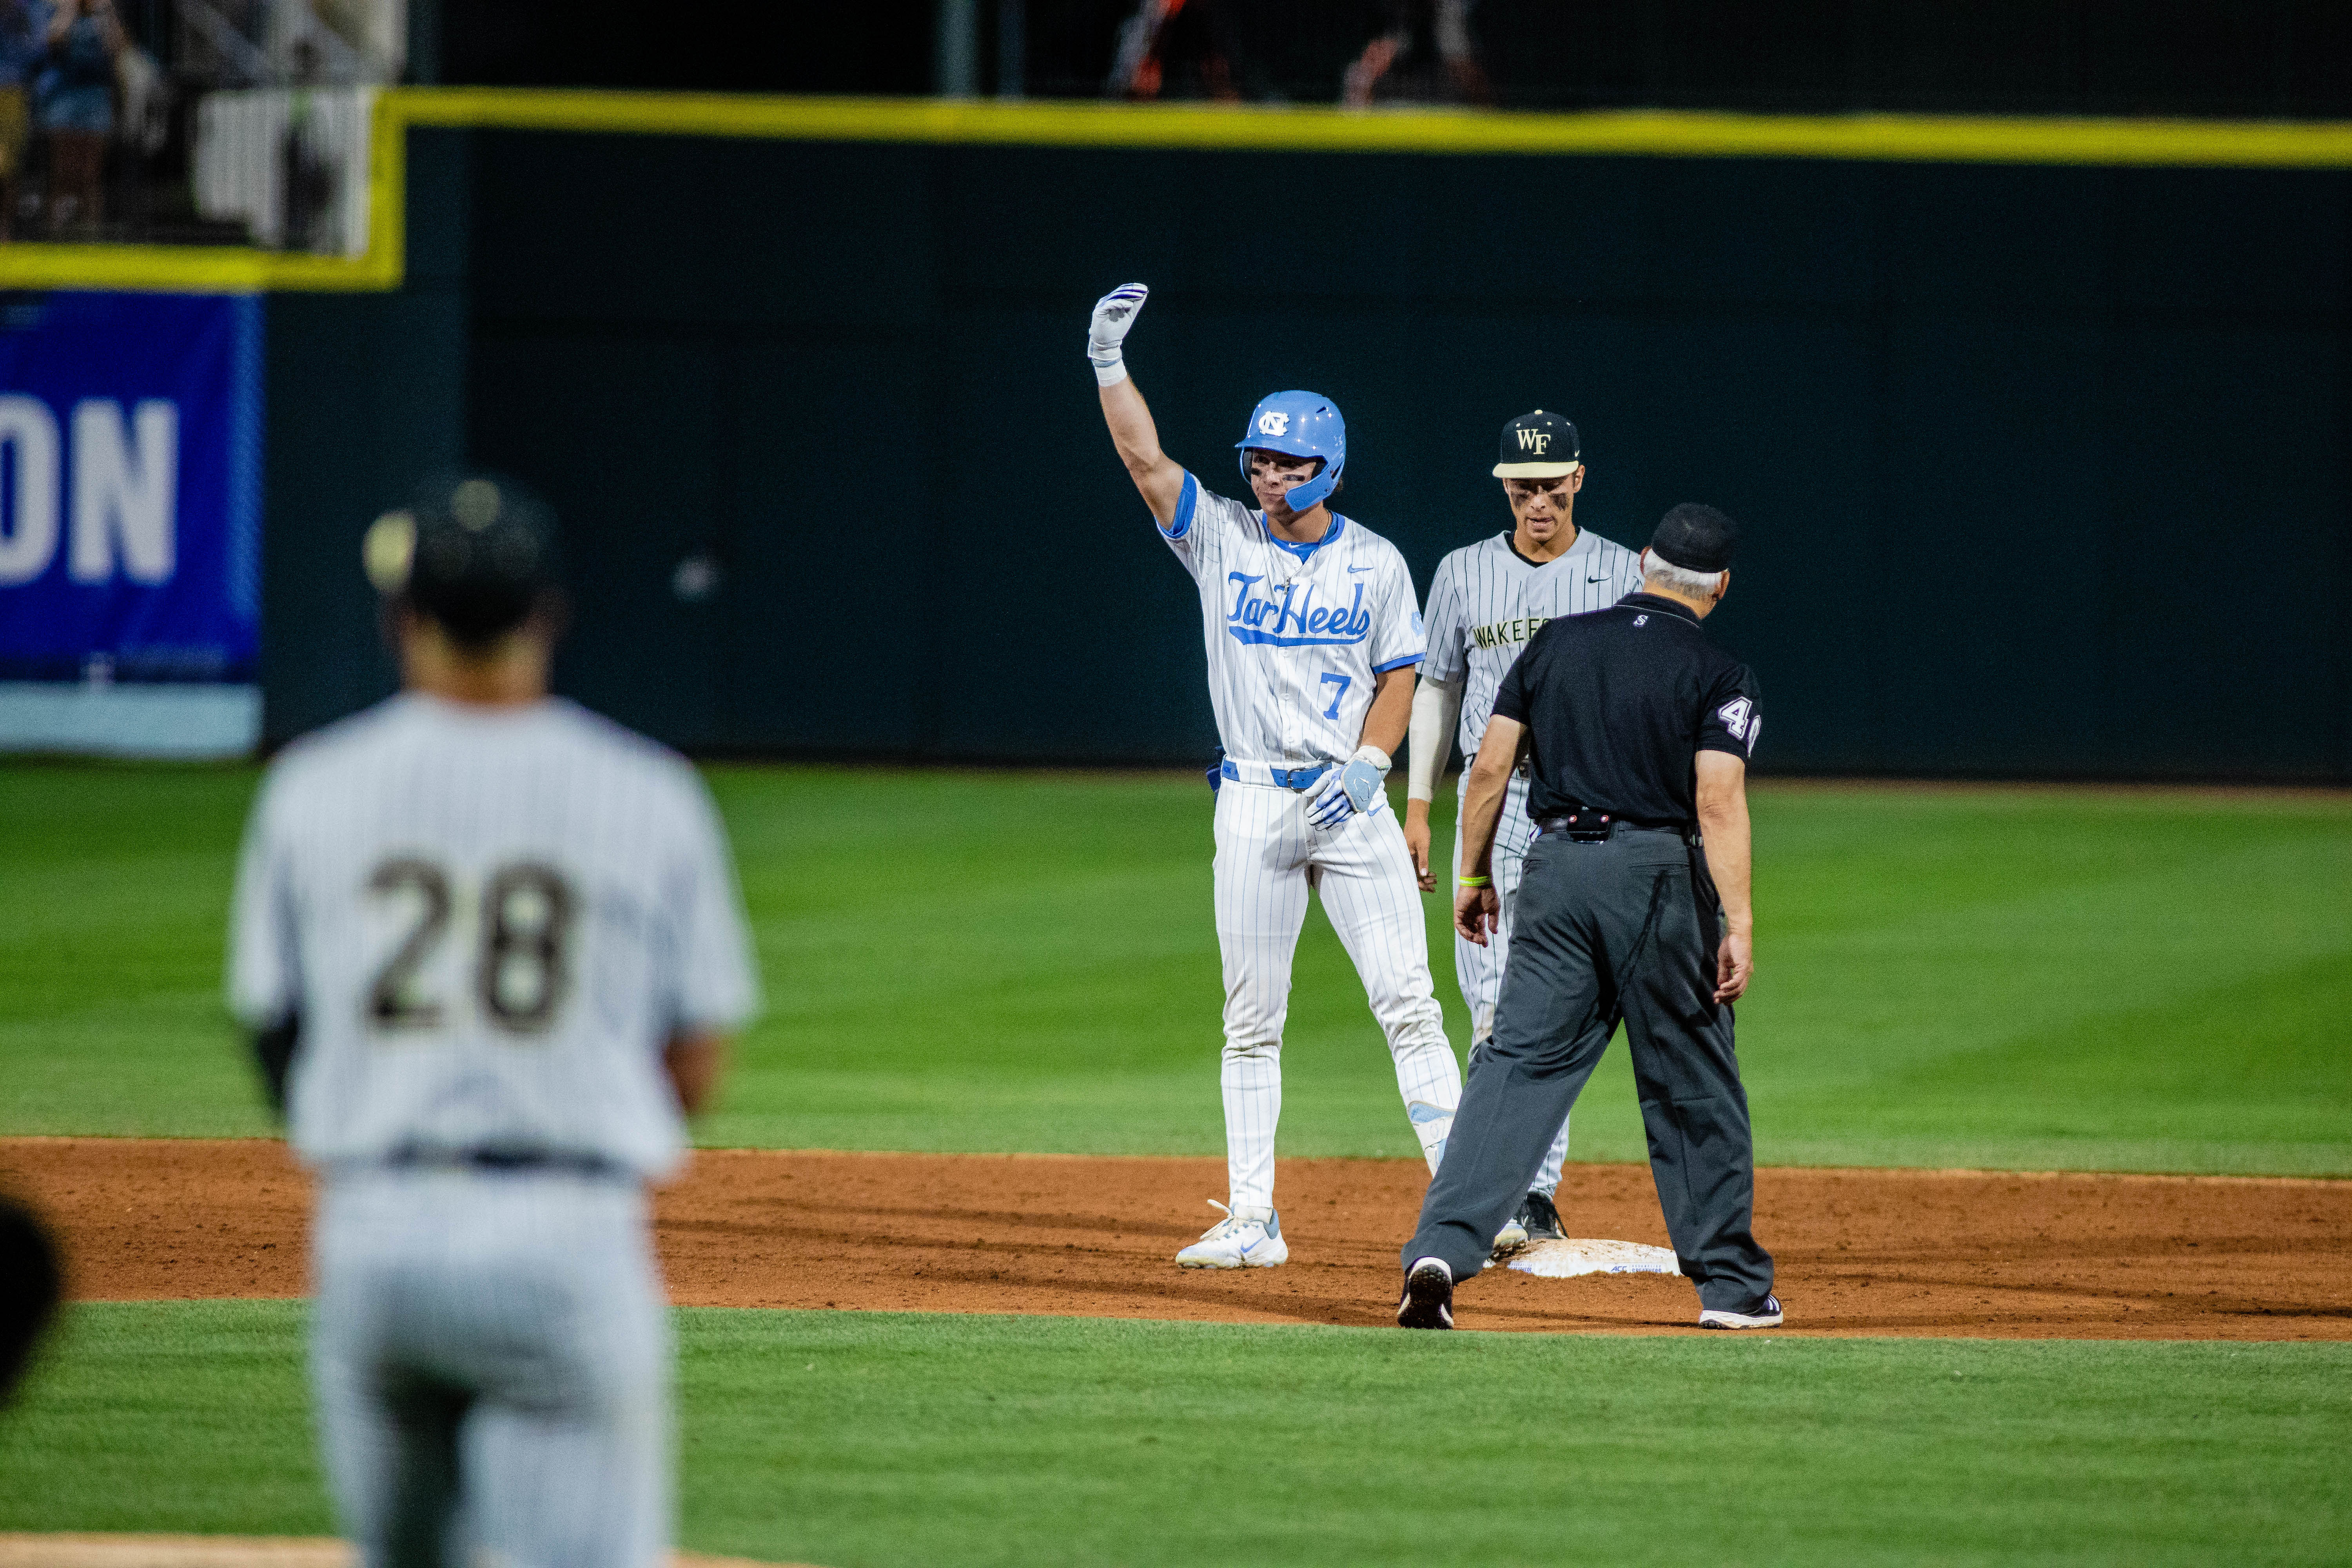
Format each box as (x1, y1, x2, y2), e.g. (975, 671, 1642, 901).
(311, 1169, 671, 1568)
(1402, 824, 1775, 1312)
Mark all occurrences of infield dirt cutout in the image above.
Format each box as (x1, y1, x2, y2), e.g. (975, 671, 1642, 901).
(3, 1138, 2347, 1339)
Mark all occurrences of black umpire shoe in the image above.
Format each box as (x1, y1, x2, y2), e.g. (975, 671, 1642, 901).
(1397, 1257, 1455, 1329)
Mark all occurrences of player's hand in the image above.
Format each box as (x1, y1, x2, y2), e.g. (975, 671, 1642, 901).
(1088, 283, 1149, 369)
(1305, 756, 1386, 831)
(1455, 884, 1499, 944)
(1402, 802, 1434, 891)
(1713, 929, 1754, 1004)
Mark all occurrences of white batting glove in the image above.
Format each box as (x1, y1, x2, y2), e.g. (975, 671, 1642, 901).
(1088, 283, 1148, 387)
(1306, 746, 1392, 831)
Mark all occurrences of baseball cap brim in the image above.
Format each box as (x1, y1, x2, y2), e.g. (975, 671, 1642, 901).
(1492, 459, 1583, 479)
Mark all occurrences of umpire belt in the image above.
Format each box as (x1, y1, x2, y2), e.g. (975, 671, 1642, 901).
(1536, 809, 1699, 846)
(1220, 758, 1334, 791)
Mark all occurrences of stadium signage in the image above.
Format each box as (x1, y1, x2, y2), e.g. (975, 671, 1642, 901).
(0, 293, 260, 682)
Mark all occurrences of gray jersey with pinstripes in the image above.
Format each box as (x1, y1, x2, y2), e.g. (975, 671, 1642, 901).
(229, 692, 760, 1178)
(1422, 527, 1645, 759)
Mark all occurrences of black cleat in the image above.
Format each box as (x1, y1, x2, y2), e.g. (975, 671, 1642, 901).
(1492, 1190, 1568, 1259)
(1519, 1189, 1565, 1245)
(1397, 1257, 1455, 1329)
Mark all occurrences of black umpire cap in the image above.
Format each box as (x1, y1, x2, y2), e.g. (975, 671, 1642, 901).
(1648, 502, 1739, 573)
(364, 471, 563, 647)
(1493, 409, 1582, 479)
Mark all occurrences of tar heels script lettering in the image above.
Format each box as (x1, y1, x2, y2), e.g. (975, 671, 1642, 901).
(1225, 572, 1372, 647)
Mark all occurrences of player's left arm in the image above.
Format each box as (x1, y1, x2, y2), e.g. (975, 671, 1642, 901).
(661, 771, 761, 1118)
(1452, 715, 1527, 943)
(664, 1030, 730, 1116)
(1306, 552, 1425, 830)
(1359, 664, 1413, 757)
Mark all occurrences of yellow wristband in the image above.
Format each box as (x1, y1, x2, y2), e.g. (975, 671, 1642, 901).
(1457, 875, 1491, 888)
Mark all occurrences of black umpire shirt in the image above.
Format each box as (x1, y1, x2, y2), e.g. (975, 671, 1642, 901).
(1490, 592, 1762, 826)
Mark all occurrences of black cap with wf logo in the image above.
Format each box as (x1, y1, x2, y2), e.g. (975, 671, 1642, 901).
(1492, 409, 1582, 479)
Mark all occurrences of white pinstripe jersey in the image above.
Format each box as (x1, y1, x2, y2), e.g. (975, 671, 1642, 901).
(228, 693, 760, 1179)
(1423, 526, 1644, 757)
(1160, 472, 1426, 764)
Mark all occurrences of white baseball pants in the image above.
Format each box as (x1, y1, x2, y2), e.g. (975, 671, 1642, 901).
(1213, 771, 1461, 1213)
(1454, 766, 1572, 1199)
(312, 1169, 671, 1568)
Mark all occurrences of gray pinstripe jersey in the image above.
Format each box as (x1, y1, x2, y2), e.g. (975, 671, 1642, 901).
(228, 693, 760, 1180)
(1422, 527, 1644, 758)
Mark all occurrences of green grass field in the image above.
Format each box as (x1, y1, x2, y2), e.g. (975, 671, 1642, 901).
(3, 763, 2346, 1172)
(1, 762, 2347, 1565)
(5, 1304, 2348, 1568)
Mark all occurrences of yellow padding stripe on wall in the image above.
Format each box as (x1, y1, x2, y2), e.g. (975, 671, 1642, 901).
(395, 90, 2352, 167)
(18, 90, 2352, 294)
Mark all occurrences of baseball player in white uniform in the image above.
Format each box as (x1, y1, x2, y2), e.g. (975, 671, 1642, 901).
(1088, 283, 1461, 1268)
(228, 474, 759, 1568)
(1404, 412, 1643, 1255)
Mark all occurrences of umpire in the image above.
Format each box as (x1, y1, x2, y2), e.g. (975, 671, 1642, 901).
(1395, 503, 1779, 1331)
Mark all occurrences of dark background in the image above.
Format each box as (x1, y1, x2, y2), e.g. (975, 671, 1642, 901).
(430, 0, 2352, 119)
(262, 125, 2352, 780)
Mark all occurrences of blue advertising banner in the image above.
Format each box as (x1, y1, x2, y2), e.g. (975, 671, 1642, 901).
(0, 291, 262, 683)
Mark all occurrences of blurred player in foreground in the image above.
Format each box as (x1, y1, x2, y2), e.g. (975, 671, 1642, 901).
(1406, 412, 1643, 1256)
(1089, 283, 1461, 1268)
(229, 474, 759, 1567)
(0, 1192, 60, 1405)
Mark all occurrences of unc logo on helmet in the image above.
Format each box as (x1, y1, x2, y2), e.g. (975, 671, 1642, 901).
(1236, 391, 1347, 514)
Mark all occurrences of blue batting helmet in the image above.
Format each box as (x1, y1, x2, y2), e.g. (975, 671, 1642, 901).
(1235, 390, 1346, 514)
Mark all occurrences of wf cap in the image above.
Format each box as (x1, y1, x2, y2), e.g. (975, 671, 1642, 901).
(1493, 409, 1581, 479)
(1647, 503, 1739, 574)
(364, 471, 563, 646)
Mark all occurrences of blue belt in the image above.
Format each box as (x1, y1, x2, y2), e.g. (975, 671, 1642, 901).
(1220, 759, 1333, 791)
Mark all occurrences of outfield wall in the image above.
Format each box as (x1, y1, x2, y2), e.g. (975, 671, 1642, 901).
(259, 105, 2352, 780)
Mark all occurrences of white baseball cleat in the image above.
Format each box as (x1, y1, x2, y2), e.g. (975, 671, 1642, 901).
(1698, 1294, 1783, 1330)
(1175, 1200, 1288, 1269)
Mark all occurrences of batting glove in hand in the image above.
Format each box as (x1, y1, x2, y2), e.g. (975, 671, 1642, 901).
(1089, 283, 1149, 386)
(1306, 746, 1391, 831)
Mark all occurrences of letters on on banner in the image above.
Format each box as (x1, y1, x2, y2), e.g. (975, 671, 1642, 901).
(0, 292, 261, 681)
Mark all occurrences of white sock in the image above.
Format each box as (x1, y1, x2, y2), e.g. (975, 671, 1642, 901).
(1221, 1043, 1281, 1212)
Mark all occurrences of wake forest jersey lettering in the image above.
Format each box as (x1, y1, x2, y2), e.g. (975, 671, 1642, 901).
(1423, 528, 1644, 759)
(228, 694, 760, 1179)
(1158, 471, 1426, 764)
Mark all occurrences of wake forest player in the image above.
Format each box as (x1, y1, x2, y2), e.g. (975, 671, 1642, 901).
(1405, 411, 1642, 1254)
(1088, 282, 1461, 1269)
(229, 474, 759, 1568)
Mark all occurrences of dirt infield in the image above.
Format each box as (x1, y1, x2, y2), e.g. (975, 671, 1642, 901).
(3, 1138, 2346, 1339)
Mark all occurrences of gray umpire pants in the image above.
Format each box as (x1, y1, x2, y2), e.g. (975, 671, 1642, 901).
(1401, 824, 1774, 1312)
